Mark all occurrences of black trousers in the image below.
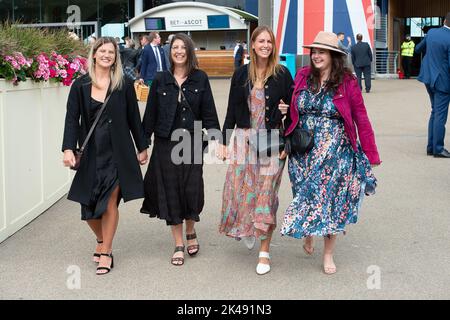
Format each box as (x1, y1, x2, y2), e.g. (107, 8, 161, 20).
(402, 56, 413, 78)
(354, 65, 372, 92)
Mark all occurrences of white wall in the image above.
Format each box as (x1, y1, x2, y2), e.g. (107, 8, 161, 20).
(0, 80, 72, 243)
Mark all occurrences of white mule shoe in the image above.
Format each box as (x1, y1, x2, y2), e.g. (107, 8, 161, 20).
(256, 251, 271, 275)
(243, 235, 256, 250)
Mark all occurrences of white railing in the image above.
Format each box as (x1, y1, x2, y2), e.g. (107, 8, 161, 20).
(15, 21, 99, 41)
(374, 50, 399, 75)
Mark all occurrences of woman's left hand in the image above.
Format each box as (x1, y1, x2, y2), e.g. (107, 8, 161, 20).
(278, 99, 289, 115)
(138, 150, 148, 165)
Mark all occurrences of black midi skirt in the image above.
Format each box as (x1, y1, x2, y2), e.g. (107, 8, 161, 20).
(140, 136, 204, 225)
(80, 98, 121, 220)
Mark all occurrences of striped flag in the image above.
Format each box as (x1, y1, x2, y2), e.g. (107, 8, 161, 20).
(274, 0, 375, 55)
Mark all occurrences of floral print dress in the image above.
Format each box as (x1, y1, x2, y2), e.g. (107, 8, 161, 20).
(219, 87, 285, 240)
(280, 87, 377, 239)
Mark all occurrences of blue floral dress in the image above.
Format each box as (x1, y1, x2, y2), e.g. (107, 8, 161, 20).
(280, 87, 377, 239)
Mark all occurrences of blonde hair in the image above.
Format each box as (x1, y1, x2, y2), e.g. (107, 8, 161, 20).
(248, 26, 282, 85)
(87, 37, 123, 91)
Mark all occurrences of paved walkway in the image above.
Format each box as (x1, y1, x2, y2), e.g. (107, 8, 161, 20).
(1, 79, 449, 300)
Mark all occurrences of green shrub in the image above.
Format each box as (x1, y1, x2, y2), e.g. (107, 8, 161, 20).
(0, 20, 88, 57)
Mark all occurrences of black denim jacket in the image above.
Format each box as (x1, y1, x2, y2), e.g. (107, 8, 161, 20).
(221, 64, 294, 145)
(142, 70, 220, 143)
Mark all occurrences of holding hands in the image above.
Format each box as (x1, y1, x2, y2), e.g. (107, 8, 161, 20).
(138, 150, 148, 165)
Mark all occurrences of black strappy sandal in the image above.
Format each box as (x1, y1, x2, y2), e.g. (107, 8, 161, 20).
(186, 232, 200, 256)
(96, 252, 114, 275)
(93, 239, 103, 263)
(171, 246, 185, 266)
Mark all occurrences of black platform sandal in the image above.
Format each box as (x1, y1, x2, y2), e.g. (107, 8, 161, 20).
(93, 239, 103, 263)
(171, 246, 185, 266)
(96, 252, 114, 275)
(186, 232, 200, 256)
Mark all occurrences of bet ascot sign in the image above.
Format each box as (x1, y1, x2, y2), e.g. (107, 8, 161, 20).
(166, 16, 208, 31)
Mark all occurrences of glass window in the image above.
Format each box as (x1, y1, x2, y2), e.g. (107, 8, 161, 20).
(40, 0, 69, 23)
(13, 0, 42, 23)
(0, 1, 13, 22)
(99, 0, 129, 24)
(69, 0, 98, 23)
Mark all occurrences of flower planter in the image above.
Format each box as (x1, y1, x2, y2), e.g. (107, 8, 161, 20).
(0, 79, 72, 243)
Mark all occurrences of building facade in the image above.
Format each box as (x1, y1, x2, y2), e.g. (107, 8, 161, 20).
(0, 0, 257, 40)
(271, 0, 449, 75)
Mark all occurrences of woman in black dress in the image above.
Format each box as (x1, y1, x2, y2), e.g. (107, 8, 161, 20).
(141, 33, 220, 266)
(62, 37, 149, 275)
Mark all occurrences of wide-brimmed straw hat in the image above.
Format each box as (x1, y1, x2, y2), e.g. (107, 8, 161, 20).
(303, 31, 347, 55)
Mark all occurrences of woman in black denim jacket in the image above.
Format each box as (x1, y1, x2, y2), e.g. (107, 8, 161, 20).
(141, 33, 220, 266)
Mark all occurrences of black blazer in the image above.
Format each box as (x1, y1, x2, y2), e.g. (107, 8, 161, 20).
(221, 64, 294, 145)
(142, 69, 220, 142)
(62, 74, 148, 205)
(351, 41, 373, 68)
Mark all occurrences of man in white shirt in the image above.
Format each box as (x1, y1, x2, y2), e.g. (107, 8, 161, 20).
(233, 40, 244, 70)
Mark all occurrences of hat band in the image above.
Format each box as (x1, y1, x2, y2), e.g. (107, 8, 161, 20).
(311, 42, 341, 50)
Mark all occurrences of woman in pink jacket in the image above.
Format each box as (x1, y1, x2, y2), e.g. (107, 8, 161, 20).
(280, 32, 381, 275)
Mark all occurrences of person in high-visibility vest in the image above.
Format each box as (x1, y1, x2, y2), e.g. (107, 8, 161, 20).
(401, 35, 415, 79)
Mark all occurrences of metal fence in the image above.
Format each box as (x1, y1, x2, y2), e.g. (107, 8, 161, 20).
(14, 21, 99, 42)
(374, 50, 399, 75)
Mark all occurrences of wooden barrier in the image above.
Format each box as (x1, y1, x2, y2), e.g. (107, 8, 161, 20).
(196, 50, 235, 78)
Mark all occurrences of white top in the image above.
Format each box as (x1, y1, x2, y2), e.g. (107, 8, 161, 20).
(233, 44, 240, 58)
(151, 44, 163, 71)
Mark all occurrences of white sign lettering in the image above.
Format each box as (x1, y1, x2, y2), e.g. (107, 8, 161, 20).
(165, 16, 208, 31)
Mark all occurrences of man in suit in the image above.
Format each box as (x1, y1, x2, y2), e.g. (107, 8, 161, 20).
(233, 40, 244, 70)
(415, 12, 450, 158)
(351, 33, 373, 93)
(139, 32, 168, 86)
(162, 34, 175, 70)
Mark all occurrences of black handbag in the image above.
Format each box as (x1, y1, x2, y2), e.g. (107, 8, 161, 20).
(70, 92, 112, 170)
(285, 128, 314, 155)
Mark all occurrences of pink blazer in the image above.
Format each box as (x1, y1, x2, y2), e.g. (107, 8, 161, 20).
(286, 66, 381, 165)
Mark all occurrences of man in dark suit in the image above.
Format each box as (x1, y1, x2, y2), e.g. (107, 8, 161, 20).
(351, 33, 373, 93)
(139, 32, 168, 86)
(415, 12, 450, 158)
(233, 40, 244, 70)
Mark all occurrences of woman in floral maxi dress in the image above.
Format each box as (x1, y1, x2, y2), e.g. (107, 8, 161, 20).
(281, 31, 381, 275)
(218, 26, 294, 275)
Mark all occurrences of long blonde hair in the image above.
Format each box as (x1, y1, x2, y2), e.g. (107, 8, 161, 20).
(248, 26, 282, 85)
(87, 37, 123, 91)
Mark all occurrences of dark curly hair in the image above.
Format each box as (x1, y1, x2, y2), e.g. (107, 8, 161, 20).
(308, 49, 353, 94)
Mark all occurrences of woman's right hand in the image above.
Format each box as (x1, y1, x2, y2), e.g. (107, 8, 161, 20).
(63, 150, 76, 167)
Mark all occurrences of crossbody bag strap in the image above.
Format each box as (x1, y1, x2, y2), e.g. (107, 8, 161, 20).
(179, 87, 193, 112)
(79, 91, 112, 153)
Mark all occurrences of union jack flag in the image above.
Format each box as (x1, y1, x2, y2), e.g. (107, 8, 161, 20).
(274, 0, 376, 54)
